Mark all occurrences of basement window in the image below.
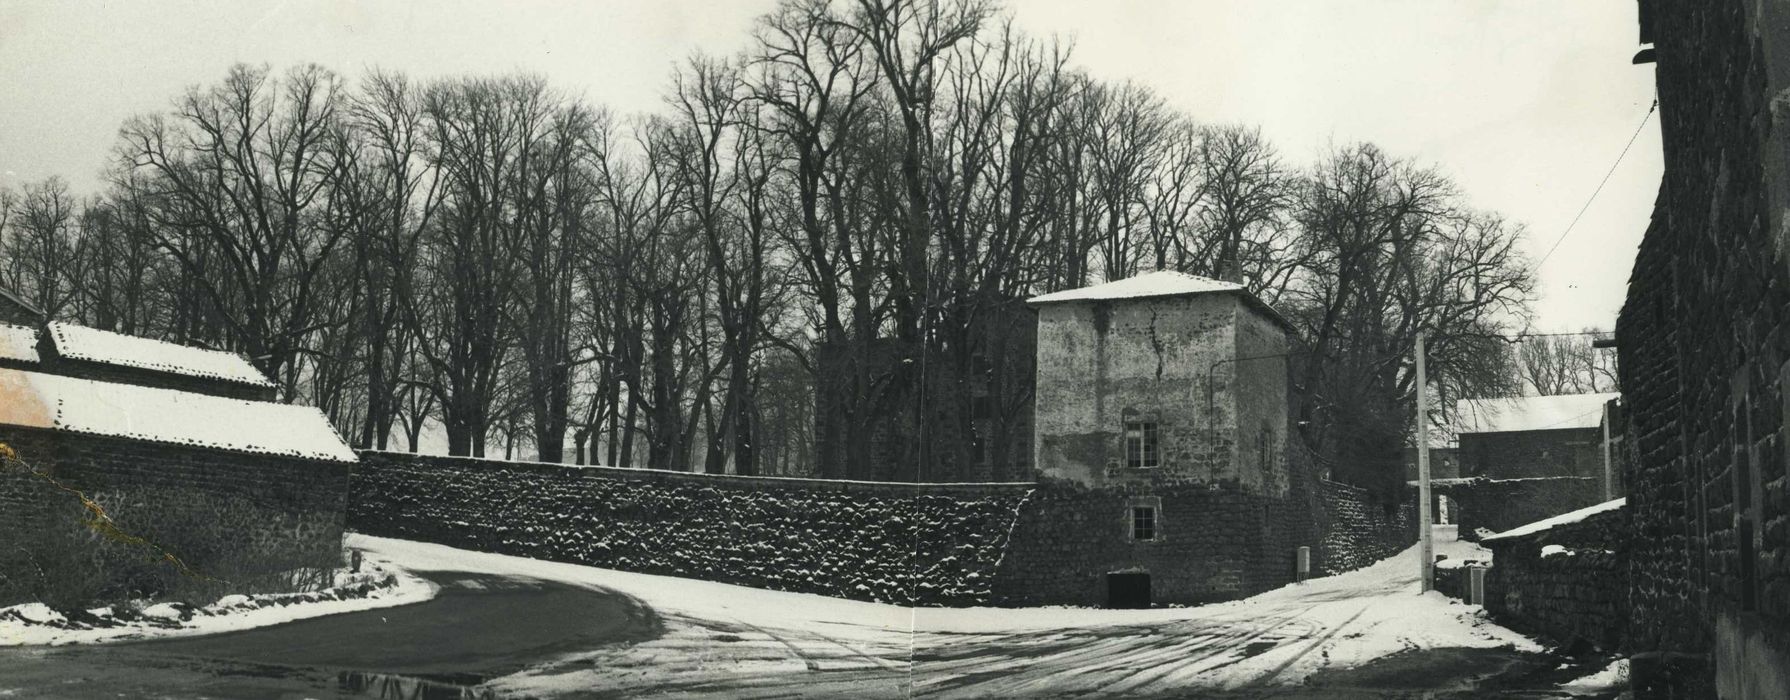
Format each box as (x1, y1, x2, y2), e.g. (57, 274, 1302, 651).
(1131, 506, 1158, 541)
(1124, 420, 1160, 468)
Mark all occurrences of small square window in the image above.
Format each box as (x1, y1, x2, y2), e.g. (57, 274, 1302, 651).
(1124, 420, 1160, 468)
(1131, 506, 1157, 541)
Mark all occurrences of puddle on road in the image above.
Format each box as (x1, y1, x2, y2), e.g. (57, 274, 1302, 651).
(339, 670, 498, 700)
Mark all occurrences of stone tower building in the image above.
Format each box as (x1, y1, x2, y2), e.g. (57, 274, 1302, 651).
(1029, 270, 1296, 493)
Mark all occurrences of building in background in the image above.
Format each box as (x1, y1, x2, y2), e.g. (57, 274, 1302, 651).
(1424, 393, 1618, 540)
(1454, 393, 1617, 481)
(0, 288, 44, 327)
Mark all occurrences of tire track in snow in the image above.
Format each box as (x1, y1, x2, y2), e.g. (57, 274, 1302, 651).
(914, 604, 1324, 697)
(1242, 603, 1372, 687)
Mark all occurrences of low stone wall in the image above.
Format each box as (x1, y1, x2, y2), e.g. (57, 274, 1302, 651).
(1318, 478, 1416, 574)
(1433, 476, 1604, 541)
(1483, 504, 1630, 652)
(0, 427, 350, 607)
(348, 451, 1036, 606)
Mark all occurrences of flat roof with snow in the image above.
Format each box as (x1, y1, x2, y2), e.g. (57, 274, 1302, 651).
(1455, 393, 1618, 435)
(0, 367, 355, 462)
(1028, 270, 1245, 304)
(0, 324, 39, 364)
(48, 322, 276, 389)
(1027, 270, 1295, 332)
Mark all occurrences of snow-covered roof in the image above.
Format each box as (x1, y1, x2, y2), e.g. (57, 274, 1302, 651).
(0, 368, 355, 462)
(1027, 270, 1296, 332)
(1454, 393, 1618, 435)
(1481, 497, 1625, 542)
(0, 324, 40, 363)
(1028, 270, 1244, 304)
(47, 322, 276, 389)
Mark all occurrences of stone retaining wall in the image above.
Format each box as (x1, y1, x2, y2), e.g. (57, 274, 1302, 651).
(348, 451, 1036, 606)
(1318, 478, 1416, 574)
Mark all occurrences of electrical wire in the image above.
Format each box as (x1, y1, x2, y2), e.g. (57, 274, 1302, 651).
(1536, 100, 1658, 268)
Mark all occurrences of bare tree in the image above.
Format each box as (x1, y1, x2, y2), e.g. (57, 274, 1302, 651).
(116, 64, 353, 396)
(1286, 144, 1531, 494)
(4, 177, 82, 318)
(1518, 329, 1616, 395)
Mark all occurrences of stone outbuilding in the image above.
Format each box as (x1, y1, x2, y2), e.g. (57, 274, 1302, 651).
(0, 318, 354, 606)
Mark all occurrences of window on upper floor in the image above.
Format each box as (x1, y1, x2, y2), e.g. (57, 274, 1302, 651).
(1124, 420, 1159, 468)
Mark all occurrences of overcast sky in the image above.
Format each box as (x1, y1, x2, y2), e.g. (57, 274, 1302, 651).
(0, 0, 1659, 333)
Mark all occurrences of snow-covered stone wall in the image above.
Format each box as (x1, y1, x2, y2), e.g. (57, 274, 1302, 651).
(1481, 503, 1630, 653)
(348, 451, 1036, 606)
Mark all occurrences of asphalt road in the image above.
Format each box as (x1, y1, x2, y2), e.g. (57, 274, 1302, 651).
(0, 571, 658, 699)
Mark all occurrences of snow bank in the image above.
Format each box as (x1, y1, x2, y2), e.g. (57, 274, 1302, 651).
(0, 323, 40, 363)
(0, 367, 356, 461)
(1560, 658, 1629, 694)
(0, 558, 436, 647)
(348, 534, 912, 638)
(1483, 498, 1626, 542)
(48, 322, 276, 388)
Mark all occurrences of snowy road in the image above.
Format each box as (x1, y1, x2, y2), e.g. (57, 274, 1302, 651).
(0, 527, 1608, 698)
(348, 526, 1553, 698)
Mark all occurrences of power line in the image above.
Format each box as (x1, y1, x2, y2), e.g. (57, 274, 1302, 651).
(1536, 100, 1658, 268)
(1444, 330, 1611, 343)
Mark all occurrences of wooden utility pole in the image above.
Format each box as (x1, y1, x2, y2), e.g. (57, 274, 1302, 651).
(1414, 331, 1434, 592)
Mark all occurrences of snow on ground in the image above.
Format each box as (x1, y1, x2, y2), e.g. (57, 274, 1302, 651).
(350, 523, 1540, 698)
(1561, 658, 1629, 695)
(0, 558, 437, 647)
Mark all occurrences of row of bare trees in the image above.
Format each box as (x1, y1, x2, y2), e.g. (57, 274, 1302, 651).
(0, 0, 1562, 487)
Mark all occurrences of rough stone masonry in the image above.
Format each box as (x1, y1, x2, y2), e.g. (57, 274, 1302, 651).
(1616, 1, 1790, 697)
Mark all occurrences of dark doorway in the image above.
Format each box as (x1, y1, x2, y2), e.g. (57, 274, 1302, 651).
(1106, 572, 1151, 609)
